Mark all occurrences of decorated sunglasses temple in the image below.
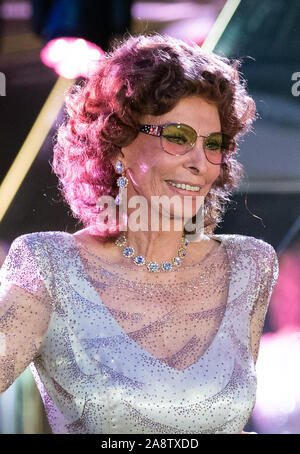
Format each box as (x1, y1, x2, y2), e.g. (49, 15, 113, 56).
(140, 125, 163, 136)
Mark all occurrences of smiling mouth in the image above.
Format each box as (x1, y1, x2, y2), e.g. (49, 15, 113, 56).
(165, 181, 202, 194)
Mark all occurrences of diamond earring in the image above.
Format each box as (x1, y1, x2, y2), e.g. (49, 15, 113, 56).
(114, 160, 128, 206)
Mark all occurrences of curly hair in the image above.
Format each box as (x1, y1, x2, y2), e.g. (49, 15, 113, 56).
(51, 33, 257, 242)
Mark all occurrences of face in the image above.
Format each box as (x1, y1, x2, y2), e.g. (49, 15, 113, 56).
(114, 95, 222, 228)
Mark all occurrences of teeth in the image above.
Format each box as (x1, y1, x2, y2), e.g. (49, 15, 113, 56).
(167, 181, 200, 191)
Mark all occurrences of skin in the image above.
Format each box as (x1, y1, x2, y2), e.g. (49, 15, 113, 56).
(73, 96, 256, 433)
(74, 95, 222, 267)
(111, 95, 222, 263)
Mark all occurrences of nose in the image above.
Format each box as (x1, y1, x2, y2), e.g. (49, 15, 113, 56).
(183, 137, 208, 174)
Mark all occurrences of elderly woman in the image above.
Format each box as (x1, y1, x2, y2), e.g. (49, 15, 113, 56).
(0, 34, 279, 434)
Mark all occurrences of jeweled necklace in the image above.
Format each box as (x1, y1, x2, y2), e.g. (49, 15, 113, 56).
(114, 233, 189, 272)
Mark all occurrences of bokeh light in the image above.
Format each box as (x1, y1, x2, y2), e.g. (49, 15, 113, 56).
(40, 37, 104, 79)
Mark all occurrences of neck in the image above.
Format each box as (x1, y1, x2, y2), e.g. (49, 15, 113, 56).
(120, 214, 208, 264)
(124, 229, 186, 262)
(117, 188, 207, 264)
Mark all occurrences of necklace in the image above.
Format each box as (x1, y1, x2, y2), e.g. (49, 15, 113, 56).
(114, 232, 189, 272)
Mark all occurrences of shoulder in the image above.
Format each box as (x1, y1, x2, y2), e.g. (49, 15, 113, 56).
(12, 230, 72, 244)
(9, 231, 74, 256)
(1, 232, 71, 287)
(213, 233, 277, 256)
(214, 233, 279, 278)
(4, 231, 78, 283)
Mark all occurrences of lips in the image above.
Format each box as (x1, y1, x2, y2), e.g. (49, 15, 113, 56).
(165, 181, 202, 194)
(166, 180, 201, 187)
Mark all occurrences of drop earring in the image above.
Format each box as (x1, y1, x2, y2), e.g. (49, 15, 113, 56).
(114, 160, 128, 206)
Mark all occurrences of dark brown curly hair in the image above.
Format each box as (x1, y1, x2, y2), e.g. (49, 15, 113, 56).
(51, 33, 257, 242)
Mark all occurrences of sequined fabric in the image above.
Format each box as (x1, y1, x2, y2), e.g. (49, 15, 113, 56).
(0, 231, 279, 434)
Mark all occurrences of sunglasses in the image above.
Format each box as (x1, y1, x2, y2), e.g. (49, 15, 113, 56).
(140, 123, 236, 165)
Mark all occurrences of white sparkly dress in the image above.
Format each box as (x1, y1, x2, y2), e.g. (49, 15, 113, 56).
(0, 231, 279, 434)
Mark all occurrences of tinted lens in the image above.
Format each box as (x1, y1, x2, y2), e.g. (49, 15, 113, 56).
(204, 133, 236, 164)
(161, 124, 196, 155)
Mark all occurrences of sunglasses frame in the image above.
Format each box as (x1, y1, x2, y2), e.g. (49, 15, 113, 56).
(139, 123, 236, 165)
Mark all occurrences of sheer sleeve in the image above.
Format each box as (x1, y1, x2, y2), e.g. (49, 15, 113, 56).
(250, 243, 279, 364)
(0, 235, 54, 394)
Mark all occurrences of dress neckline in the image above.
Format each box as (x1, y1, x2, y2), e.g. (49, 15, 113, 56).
(70, 232, 224, 272)
(62, 231, 233, 374)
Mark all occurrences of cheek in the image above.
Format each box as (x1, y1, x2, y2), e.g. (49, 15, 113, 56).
(127, 156, 164, 192)
(210, 165, 222, 182)
(131, 160, 161, 184)
(127, 154, 152, 183)
(127, 140, 161, 175)
(130, 152, 167, 183)
(204, 166, 221, 194)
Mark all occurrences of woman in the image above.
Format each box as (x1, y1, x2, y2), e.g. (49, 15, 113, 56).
(0, 34, 279, 434)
